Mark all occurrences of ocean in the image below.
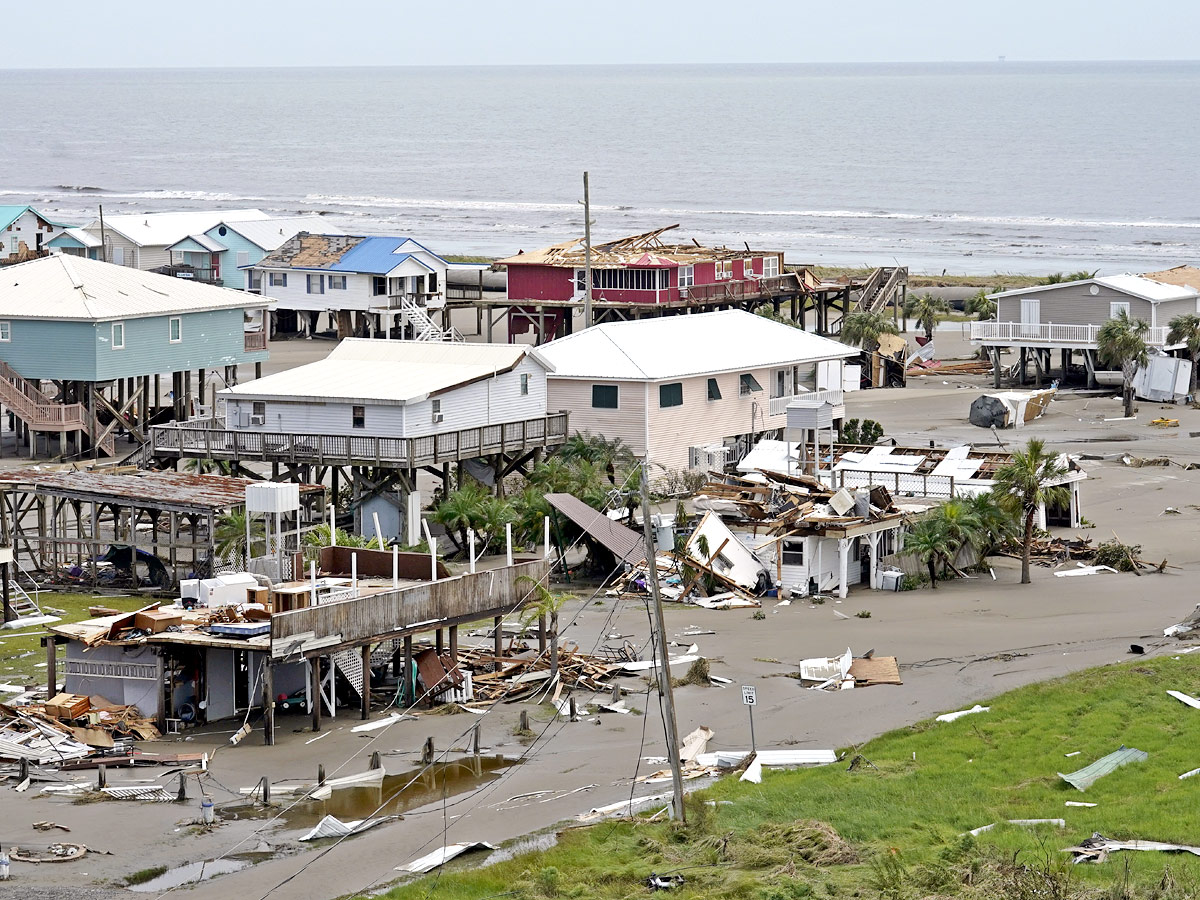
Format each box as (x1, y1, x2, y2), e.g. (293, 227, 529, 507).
(2, 62, 1198, 275)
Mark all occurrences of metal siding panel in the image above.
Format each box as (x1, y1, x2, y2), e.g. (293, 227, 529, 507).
(0, 319, 98, 380)
(94, 308, 264, 381)
(545, 377, 647, 456)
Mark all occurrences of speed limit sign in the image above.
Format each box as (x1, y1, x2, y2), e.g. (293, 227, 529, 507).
(741, 685, 756, 706)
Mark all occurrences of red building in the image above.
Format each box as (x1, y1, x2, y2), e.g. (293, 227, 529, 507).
(497, 225, 798, 343)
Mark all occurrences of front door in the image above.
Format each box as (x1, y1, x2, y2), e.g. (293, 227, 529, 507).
(1020, 298, 1040, 337)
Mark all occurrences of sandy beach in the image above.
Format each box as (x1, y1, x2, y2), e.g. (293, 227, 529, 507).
(4, 339, 1200, 898)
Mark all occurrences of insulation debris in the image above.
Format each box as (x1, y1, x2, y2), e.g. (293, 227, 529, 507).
(936, 704, 990, 723)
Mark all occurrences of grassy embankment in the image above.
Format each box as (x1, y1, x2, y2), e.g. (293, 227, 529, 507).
(0, 591, 145, 685)
(375, 653, 1200, 900)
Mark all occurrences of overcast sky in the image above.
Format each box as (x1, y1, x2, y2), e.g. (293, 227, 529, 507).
(3, 1, 1197, 68)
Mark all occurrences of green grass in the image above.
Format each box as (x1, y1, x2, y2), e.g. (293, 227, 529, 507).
(0, 591, 145, 685)
(125, 864, 169, 886)
(373, 654, 1200, 900)
(808, 266, 1046, 291)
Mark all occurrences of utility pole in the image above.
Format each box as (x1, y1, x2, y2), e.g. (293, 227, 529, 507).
(98, 205, 108, 263)
(639, 460, 685, 822)
(583, 172, 593, 331)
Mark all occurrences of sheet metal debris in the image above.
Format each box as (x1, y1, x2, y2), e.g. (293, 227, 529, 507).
(299, 814, 395, 841)
(1058, 746, 1148, 792)
(1064, 833, 1200, 864)
(1167, 690, 1200, 710)
(968, 819, 1065, 836)
(397, 841, 496, 874)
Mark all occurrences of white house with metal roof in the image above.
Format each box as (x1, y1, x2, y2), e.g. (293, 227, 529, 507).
(535, 309, 859, 473)
(971, 273, 1200, 387)
(248, 233, 453, 339)
(220, 338, 550, 439)
(1, 205, 76, 264)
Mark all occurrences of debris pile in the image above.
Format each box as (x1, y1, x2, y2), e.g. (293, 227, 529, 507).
(798, 648, 902, 691)
(0, 693, 162, 765)
(457, 645, 618, 705)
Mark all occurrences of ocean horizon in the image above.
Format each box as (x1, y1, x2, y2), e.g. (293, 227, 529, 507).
(3, 61, 1197, 274)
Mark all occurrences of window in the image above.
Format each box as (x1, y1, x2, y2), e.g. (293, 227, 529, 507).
(575, 269, 586, 292)
(168, 317, 182, 343)
(306, 274, 324, 294)
(716, 260, 732, 280)
(707, 377, 721, 401)
(520, 373, 529, 395)
(739, 373, 762, 396)
(236, 250, 250, 269)
(248, 270, 263, 291)
(111, 322, 125, 350)
(763, 256, 779, 278)
(328, 275, 347, 290)
(679, 265, 694, 289)
(592, 384, 619, 409)
(372, 276, 387, 296)
(781, 538, 804, 566)
(1109, 301, 1130, 320)
(268, 272, 287, 287)
(429, 272, 438, 293)
(252, 401, 266, 418)
(352, 405, 365, 428)
(589, 269, 662, 291)
(0, 321, 10, 342)
(742, 258, 755, 277)
(772, 369, 788, 398)
(659, 382, 683, 408)
(431, 399, 442, 422)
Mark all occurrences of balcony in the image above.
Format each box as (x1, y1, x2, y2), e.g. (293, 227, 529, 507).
(769, 388, 844, 417)
(370, 292, 444, 311)
(244, 331, 268, 353)
(971, 321, 1169, 347)
(157, 264, 223, 286)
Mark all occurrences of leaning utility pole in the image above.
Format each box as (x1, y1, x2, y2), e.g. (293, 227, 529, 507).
(639, 460, 686, 822)
(583, 172, 593, 330)
(98, 205, 108, 263)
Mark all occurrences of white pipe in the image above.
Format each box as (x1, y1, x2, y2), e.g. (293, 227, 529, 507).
(351, 552, 358, 597)
(372, 511, 385, 551)
(430, 538, 438, 583)
(392, 545, 399, 589)
(310, 560, 317, 607)
(505, 522, 513, 568)
(421, 518, 433, 548)
(329, 505, 337, 546)
(468, 528, 476, 574)
(544, 516, 551, 558)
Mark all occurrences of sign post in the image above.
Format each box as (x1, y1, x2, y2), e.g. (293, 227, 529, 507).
(741, 685, 757, 752)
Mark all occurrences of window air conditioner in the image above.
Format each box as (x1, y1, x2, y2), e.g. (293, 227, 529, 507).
(249, 414, 265, 426)
(432, 413, 444, 424)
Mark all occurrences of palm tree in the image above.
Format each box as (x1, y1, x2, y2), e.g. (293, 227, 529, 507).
(904, 292, 949, 341)
(215, 510, 264, 562)
(1167, 313, 1200, 395)
(1097, 310, 1149, 418)
(841, 311, 899, 353)
(992, 439, 1069, 585)
(964, 289, 997, 321)
(432, 482, 488, 553)
(931, 498, 982, 574)
(963, 490, 1018, 557)
(903, 517, 947, 588)
(517, 575, 571, 681)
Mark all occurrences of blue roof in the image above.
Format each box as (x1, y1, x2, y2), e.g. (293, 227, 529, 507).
(0, 205, 75, 231)
(331, 236, 441, 275)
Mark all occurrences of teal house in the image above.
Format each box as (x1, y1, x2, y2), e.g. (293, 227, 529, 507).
(164, 215, 342, 290)
(0, 254, 271, 458)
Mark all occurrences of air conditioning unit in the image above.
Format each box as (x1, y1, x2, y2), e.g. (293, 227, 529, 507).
(432, 413, 444, 424)
(688, 444, 728, 471)
(249, 414, 265, 426)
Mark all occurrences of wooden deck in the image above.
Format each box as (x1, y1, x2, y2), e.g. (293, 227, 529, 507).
(149, 412, 570, 468)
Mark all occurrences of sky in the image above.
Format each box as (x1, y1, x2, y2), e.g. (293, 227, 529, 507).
(3, 1, 1197, 68)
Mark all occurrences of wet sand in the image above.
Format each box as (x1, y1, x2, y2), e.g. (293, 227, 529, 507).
(6, 337, 1200, 898)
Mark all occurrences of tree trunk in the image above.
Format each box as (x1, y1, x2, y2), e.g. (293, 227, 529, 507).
(1021, 509, 1035, 584)
(1123, 381, 1135, 418)
(1191, 351, 1198, 395)
(927, 560, 937, 588)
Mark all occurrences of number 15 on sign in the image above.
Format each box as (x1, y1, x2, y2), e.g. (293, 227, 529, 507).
(741, 685, 757, 751)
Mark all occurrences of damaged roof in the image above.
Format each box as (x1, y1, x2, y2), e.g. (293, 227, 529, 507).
(536, 310, 858, 381)
(497, 225, 781, 267)
(0, 469, 322, 512)
(546, 493, 644, 562)
(252, 233, 446, 274)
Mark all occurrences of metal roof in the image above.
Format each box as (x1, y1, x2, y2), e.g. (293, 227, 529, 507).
(82, 209, 269, 247)
(212, 216, 345, 252)
(167, 232, 226, 253)
(989, 274, 1198, 303)
(48, 227, 103, 249)
(536, 309, 858, 381)
(545, 493, 644, 563)
(0, 469, 321, 511)
(222, 338, 546, 405)
(253, 234, 447, 275)
(0, 205, 75, 231)
(0, 255, 271, 321)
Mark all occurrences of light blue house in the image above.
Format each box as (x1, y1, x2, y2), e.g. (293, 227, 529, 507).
(0, 254, 271, 458)
(165, 215, 343, 290)
(1, 205, 77, 263)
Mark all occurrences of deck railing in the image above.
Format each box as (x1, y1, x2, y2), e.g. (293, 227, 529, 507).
(151, 412, 571, 467)
(682, 273, 799, 304)
(971, 321, 1169, 346)
(769, 388, 845, 417)
(243, 332, 268, 352)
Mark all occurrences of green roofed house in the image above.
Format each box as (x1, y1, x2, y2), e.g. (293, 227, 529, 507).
(0, 205, 77, 265)
(0, 254, 271, 459)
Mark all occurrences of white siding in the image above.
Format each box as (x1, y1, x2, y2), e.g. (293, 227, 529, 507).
(226, 355, 549, 438)
(544, 378, 649, 456)
(258, 271, 378, 312)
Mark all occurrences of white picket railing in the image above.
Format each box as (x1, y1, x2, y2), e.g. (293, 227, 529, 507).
(769, 388, 845, 417)
(970, 321, 1169, 346)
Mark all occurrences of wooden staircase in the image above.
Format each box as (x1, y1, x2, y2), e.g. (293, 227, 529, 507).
(0, 361, 115, 456)
(853, 266, 908, 315)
